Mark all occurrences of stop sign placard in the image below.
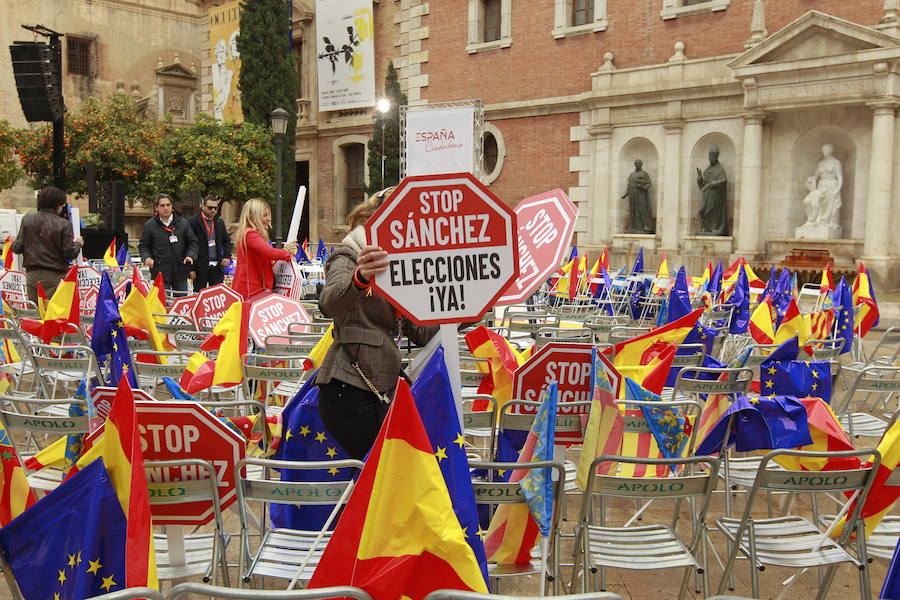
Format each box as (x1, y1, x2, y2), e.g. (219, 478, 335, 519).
(170, 293, 198, 318)
(248, 292, 311, 346)
(365, 172, 518, 325)
(513, 343, 596, 414)
(0, 270, 27, 308)
(88, 386, 157, 432)
(192, 284, 241, 327)
(81, 285, 99, 313)
(497, 189, 578, 305)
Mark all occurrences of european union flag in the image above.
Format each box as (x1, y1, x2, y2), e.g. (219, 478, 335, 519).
(760, 356, 832, 403)
(773, 268, 793, 317)
(316, 239, 327, 261)
(0, 459, 127, 600)
(695, 395, 811, 455)
(91, 272, 137, 388)
(726, 265, 750, 334)
(295, 244, 310, 264)
(115, 242, 129, 267)
(834, 276, 854, 355)
(666, 267, 691, 324)
(881, 538, 900, 599)
(709, 260, 723, 300)
(411, 347, 489, 583)
(269, 372, 354, 531)
(627, 378, 688, 468)
(631, 247, 644, 276)
(592, 267, 615, 316)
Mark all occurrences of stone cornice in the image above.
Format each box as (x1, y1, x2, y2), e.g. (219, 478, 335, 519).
(82, 0, 206, 23)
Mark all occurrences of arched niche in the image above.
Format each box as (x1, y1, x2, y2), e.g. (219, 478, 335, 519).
(617, 137, 659, 234)
(789, 126, 856, 237)
(690, 133, 736, 236)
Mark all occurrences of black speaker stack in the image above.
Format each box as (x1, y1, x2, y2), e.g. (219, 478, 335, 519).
(9, 41, 65, 123)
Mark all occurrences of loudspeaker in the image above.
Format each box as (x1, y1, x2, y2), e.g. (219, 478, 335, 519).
(82, 229, 128, 260)
(9, 41, 65, 122)
(97, 181, 126, 232)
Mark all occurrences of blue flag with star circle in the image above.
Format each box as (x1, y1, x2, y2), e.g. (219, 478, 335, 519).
(0, 458, 127, 600)
(91, 271, 137, 388)
(411, 346, 489, 585)
(760, 337, 832, 403)
(695, 395, 812, 455)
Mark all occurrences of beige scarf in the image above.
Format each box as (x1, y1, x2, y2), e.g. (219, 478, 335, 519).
(341, 225, 367, 255)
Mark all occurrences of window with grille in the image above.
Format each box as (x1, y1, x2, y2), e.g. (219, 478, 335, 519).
(483, 0, 502, 43)
(66, 35, 95, 77)
(344, 144, 366, 215)
(683, 0, 711, 5)
(572, 0, 594, 26)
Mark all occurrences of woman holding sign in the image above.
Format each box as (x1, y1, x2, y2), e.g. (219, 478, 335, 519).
(232, 199, 298, 299)
(317, 188, 437, 460)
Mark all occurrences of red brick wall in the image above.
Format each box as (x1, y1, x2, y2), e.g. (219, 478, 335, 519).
(422, 1, 884, 104)
(486, 113, 580, 207)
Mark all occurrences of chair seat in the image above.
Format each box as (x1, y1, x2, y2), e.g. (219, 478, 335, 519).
(840, 413, 888, 437)
(154, 532, 224, 581)
(584, 523, 698, 570)
(821, 514, 900, 561)
(246, 529, 332, 581)
(27, 467, 66, 491)
(488, 560, 543, 578)
(716, 515, 860, 569)
(0, 361, 33, 376)
(719, 456, 786, 489)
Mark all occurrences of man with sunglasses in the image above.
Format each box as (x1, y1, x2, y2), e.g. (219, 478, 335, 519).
(187, 194, 233, 290)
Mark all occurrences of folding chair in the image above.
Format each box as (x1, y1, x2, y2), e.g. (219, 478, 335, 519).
(506, 311, 559, 337)
(85, 588, 165, 600)
(131, 350, 192, 393)
(805, 337, 845, 362)
(845, 326, 900, 372)
(716, 448, 881, 599)
(423, 591, 623, 600)
(264, 333, 319, 358)
(535, 327, 595, 348)
(29, 343, 103, 398)
(0, 318, 37, 392)
(459, 355, 490, 389)
(0, 396, 89, 492)
(575, 455, 720, 599)
(165, 582, 373, 600)
(834, 365, 900, 438)
(172, 330, 208, 353)
(241, 353, 311, 412)
(703, 303, 735, 333)
(145, 459, 229, 586)
(583, 315, 630, 344)
(469, 459, 566, 593)
(5, 299, 40, 320)
(607, 326, 651, 346)
(462, 394, 497, 462)
(235, 457, 364, 588)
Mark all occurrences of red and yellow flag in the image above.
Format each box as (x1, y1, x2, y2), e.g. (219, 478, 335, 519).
(609, 308, 702, 368)
(308, 379, 488, 599)
(1, 237, 12, 270)
(121, 285, 170, 354)
(852, 263, 879, 338)
(20, 266, 80, 343)
(103, 238, 119, 268)
(179, 301, 249, 394)
(770, 398, 856, 472)
(748, 296, 775, 345)
(465, 326, 531, 410)
(0, 419, 36, 526)
(75, 377, 157, 588)
(773, 297, 811, 348)
(820, 262, 834, 295)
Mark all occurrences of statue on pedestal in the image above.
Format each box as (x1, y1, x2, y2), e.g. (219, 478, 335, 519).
(622, 159, 654, 234)
(696, 145, 728, 236)
(796, 144, 842, 239)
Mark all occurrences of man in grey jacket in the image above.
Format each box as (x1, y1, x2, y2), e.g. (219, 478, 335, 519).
(139, 193, 198, 293)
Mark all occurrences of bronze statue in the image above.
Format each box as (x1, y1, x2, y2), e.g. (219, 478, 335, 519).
(696, 145, 728, 236)
(622, 159, 654, 234)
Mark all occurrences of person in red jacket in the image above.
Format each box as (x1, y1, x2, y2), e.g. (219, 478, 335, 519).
(231, 198, 298, 299)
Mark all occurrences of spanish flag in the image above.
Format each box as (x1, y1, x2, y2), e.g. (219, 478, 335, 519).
(748, 295, 775, 345)
(1, 237, 12, 270)
(852, 263, 879, 338)
(609, 307, 703, 368)
(179, 301, 249, 394)
(465, 326, 531, 410)
(120, 286, 169, 354)
(598, 246, 609, 271)
(0, 418, 36, 526)
(75, 377, 158, 588)
(36, 282, 47, 319)
(820, 262, 834, 295)
(103, 238, 119, 268)
(308, 378, 488, 599)
(20, 267, 80, 343)
(773, 297, 811, 348)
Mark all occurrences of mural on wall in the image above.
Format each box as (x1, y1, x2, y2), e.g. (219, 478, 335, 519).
(208, 0, 242, 122)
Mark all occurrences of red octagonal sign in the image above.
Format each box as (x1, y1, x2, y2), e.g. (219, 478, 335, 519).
(365, 173, 518, 325)
(192, 284, 242, 327)
(248, 292, 311, 346)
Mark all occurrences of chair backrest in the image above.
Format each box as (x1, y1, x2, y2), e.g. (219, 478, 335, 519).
(152, 313, 198, 334)
(172, 330, 208, 352)
(506, 311, 559, 335)
(535, 327, 594, 347)
(805, 338, 845, 361)
(132, 351, 192, 379)
(144, 458, 223, 524)
(867, 326, 900, 363)
(462, 394, 497, 433)
(583, 455, 720, 501)
(836, 365, 900, 415)
(6, 299, 40, 320)
(671, 366, 753, 399)
(469, 459, 566, 512)
(0, 399, 90, 436)
(287, 321, 332, 336)
(459, 356, 490, 387)
(704, 303, 734, 330)
(744, 344, 784, 368)
(583, 314, 629, 342)
(614, 396, 704, 455)
(85, 587, 165, 600)
(264, 333, 319, 357)
(500, 399, 592, 444)
(30, 343, 101, 389)
(671, 343, 706, 368)
(166, 582, 373, 600)
(608, 326, 652, 345)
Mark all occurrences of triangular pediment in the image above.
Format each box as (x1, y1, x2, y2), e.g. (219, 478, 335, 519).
(729, 11, 900, 69)
(156, 63, 196, 80)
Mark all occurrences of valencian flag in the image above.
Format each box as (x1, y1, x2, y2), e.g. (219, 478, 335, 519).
(695, 395, 811, 456)
(411, 347, 489, 584)
(834, 276, 855, 355)
(626, 378, 689, 468)
(308, 378, 488, 599)
(0, 417, 36, 526)
(269, 373, 354, 532)
(103, 238, 119, 268)
(21, 266, 80, 343)
(465, 326, 531, 410)
(0, 459, 127, 600)
(92, 272, 137, 388)
(759, 337, 832, 403)
(576, 351, 624, 488)
(852, 262, 879, 337)
(179, 301, 249, 394)
(484, 382, 558, 564)
(75, 378, 157, 588)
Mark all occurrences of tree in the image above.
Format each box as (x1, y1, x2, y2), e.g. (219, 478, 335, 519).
(238, 0, 298, 233)
(0, 121, 21, 191)
(366, 62, 406, 195)
(16, 94, 167, 193)
(144, 114, 275, 204)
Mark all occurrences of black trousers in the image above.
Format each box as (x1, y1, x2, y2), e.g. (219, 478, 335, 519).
(317, 380, 390, 461)
(194, 266, 225, 290)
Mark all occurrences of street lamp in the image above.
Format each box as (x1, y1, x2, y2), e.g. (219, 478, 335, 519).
(270, 106, 290, 247)
(376, 98, 391, 185)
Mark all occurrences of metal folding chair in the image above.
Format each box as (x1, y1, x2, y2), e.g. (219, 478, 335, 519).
(164, 582, 372, 600)
(715, 447, 881, 599)
(805, 337, 845, 361)
(462, 394, 497, 462)
(241, 353, 311, 413)
(834, 365, 900, 438)
(534, 327, 594, 348)
(145, 459, 230, 586)
(131, 350, 192, 393)
(235, 457, 364, 588)
(85, 588, 165, 600)
(424, 590, 623, 600)
(574, 455, 720, 599)
(607, 326, 651, 346)
(29, 343, 102, 398)
(172, 330, 209, 353)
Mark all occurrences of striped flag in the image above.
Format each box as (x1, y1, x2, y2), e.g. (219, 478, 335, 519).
(576, 352, 625, 488)
(0, 417, 36, 526)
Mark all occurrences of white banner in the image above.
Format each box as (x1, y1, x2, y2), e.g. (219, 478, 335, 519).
(405, 106, 475, 176)
(315, 0, 375, 112)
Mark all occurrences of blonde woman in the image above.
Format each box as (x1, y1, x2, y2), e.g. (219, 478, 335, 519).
(316, 188, 437, 459)
(231, 199, 298, 299)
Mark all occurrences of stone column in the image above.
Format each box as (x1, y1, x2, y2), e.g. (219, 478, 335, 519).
(736, 111, 765, 257)
(660, 120, 683, 251)
(863, 101, 897, 260)
(588, 124, 613, 243)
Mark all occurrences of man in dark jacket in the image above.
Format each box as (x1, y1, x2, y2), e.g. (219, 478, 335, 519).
(187, 194, 233, 290)
(139, 193, 198, 293)
(11, 186, 83, 303)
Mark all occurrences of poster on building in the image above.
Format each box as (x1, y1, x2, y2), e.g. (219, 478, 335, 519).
(404, 105, 477, 176)
(208, 0, 242, 122)
(315, 0, 375, 111)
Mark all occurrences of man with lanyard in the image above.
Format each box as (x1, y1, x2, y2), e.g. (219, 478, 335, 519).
(139, 193, 198, 293)
(188, 194, 233, 290)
